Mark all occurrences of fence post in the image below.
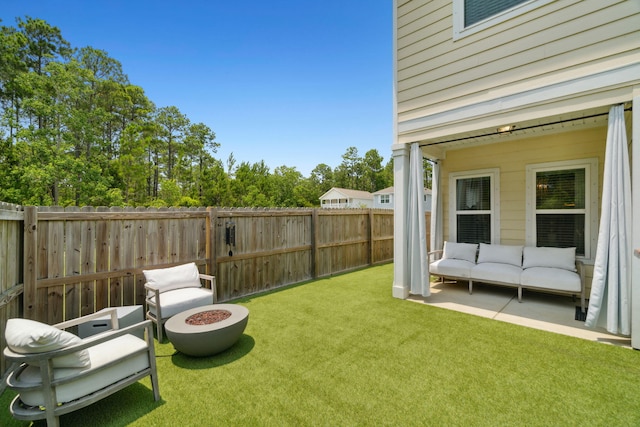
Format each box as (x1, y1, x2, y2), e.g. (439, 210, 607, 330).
(207, 207, 217, 278)
(23, 206, 37, 320)
(311, 209, 319, 279)
(368, 209, 374, 266)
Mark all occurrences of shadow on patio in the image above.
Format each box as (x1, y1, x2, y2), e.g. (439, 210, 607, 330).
(408, 279, 631, 348)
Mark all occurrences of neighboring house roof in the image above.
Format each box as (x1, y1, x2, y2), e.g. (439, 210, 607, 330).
(373, 187, 394, 195)
(373, 187, 432, 196)
(319, 187, 373, 200)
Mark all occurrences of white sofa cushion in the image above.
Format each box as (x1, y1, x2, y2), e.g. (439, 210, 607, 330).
(148, 287, 213, 319)
(429, 258, 475, 278)
(5, 318, 91, 369)
(477, 243, 523, 267)
(143, 262, 202, 294)
(471, 263, 522, 284)
(522, 247, 576, 272)
(520, 267, 581, 292)
(442, 241, 478, 263)
(14, 334, 149, 407)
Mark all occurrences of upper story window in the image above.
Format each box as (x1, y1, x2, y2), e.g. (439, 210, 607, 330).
(380, 194, 390, 204)
(464, 0, 528, 27)
(453, 0, 553, 39)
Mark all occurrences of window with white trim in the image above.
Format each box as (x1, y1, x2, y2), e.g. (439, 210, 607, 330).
(380, 194, 390, 204)
(453, 0, 553, 39)
(526, 159, 598, 260)
(449, 169, 500, 244)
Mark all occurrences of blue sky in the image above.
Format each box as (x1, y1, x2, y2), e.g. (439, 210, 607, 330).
(1, 1, 393, 177)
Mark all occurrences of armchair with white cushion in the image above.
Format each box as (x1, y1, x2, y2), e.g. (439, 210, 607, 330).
(143, 262, 217, 342)
(3, 310, 160, 427)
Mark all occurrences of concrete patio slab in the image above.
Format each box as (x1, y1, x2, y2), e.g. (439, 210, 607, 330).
(408, 280, 631, 348)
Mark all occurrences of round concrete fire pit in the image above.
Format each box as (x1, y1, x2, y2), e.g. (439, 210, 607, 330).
(165, 304, 249, 357)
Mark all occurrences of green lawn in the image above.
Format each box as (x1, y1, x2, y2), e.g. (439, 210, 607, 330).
(2, 263, 640, 426)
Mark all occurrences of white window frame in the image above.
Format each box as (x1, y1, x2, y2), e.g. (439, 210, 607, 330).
(449, 168, 500, 244)
(380, 194, 390, 204)
(453, 0, 554, 40)
(525, 158, 599, 263)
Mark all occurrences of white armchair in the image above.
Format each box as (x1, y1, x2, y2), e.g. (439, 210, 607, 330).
(3, 310, 160, 427)
(143, 262, 217, 342)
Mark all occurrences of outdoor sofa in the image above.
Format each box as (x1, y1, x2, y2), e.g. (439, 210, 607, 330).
(429, 242, 585, 312)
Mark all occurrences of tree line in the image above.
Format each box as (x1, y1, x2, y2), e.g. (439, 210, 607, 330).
(0, 17, 406, 208)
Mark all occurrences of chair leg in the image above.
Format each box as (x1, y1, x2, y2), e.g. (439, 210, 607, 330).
(468, 280, 473, 295)
(157, 320, 163, 343)
(518, 287, 523, 302)
(145, 323, 162, 401)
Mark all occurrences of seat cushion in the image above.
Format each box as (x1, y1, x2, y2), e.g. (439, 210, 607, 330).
(143, 262, 202, 294)
(148, 287, 214, 319)
(520, 267, 581, 292)
(12, 334, 149, 407)
(471, 262, 522, 284)
(429, 258, 475, 278)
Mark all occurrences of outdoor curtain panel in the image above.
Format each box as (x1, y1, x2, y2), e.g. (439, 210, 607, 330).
(585, 104, 632, 335)
(430, 160, 443, 259)
(408, 142, 429, 297)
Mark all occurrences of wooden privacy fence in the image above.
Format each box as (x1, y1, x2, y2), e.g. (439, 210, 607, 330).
(6, 207, 415, 326)
(1, 204, 434, 372)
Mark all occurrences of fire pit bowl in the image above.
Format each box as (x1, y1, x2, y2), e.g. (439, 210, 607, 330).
(165, 304, 249, 357)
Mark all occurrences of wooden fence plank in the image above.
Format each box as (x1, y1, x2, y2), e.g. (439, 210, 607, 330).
(64, 206, 81, 320)
(121, 207, 136, 306)
(23, 206, 37, 320)
(95, 207, 110, 311)
(109, 207, 123, 307)
(146, 207, 159, 267)
(134, 206, 147, 305)
(80, 206, 96, 316)
(37, 206, 52, 323)
(157, 208, 168, 265)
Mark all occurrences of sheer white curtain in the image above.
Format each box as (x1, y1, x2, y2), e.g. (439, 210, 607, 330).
(585, 104, 632, 335)
(408, 143, 429, 296)
(430, 161, 443, 255)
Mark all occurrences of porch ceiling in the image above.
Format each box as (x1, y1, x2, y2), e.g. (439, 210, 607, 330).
(419, 105, 620, 158)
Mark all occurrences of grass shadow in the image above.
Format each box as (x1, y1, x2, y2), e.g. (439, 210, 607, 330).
(0, 383, 165, 427)
(170, 333, 255, 369)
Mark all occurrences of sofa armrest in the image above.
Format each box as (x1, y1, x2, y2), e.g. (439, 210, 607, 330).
(576, 260, 586, 313)
(144, 284, 162, 322)
(199, 274, 217, 302)
(55, 308, 120, 331)
(427, 250, 443, 263)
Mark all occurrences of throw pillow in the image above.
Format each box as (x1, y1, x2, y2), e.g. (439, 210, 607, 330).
(5, 318, 91, 368)
(443, 241, 478, 263)
(522, 247, 576, 271)
(143, 262, 202, 293)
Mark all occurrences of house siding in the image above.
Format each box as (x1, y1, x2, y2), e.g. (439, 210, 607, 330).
(396, 0, 640, 125)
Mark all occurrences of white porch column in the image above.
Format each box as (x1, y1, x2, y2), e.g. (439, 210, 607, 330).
(631, 91, 640, 349)
(392, 143, 410, 299)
